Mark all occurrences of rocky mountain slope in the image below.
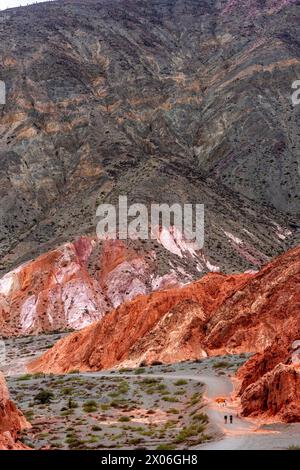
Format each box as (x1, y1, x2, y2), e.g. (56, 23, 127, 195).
(0, 234, 218, 336)
(28, 270, 251, 372)
(0, 0, 299, 277)
(0, 372, 30, 450)
(28, 245, 300, 421)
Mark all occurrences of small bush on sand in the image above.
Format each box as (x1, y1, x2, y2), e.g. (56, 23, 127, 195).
(83, 400, 98, 413)
(34, 390, 54, 404)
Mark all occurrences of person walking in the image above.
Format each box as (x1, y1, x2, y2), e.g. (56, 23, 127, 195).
(224, 415, 228, 424)
(230, 415, 233, 424)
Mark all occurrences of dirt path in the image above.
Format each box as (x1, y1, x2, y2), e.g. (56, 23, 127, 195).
(83, 370, 298, 450)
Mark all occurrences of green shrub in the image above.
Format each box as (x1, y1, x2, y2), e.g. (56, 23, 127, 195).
(34, 390, 54, 404)
(156, 444, 176, 450)
(192, 412, 209, 424)
(91, 425, 102, 431)
(118, 416, 131, 422)
(212, 361, 231, 369)
(83, 400, 98, 412)
(174, 379, 187, 386)
(68, 398, 78, 409)
(167, 408, 179, 414)
(17, 374, 32, 381)
(100, 404, 110, 411)
(174, 424, 205, 443)
(162, 396, 178, 402)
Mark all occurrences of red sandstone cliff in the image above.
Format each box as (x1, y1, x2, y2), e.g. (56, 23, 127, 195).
(0, 372, 30, 450)
(237, 329, 300, 422)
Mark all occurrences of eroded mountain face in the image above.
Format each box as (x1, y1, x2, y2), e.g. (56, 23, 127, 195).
(0, 0, 299, 276)
(28, 245, 300, 368)
(0, 372, 30, 450)
(28, 245, 300, 421)
(0, 235, 219, 336)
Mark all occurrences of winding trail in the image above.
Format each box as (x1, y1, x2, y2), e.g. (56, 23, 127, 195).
(82, 370, 283, 450)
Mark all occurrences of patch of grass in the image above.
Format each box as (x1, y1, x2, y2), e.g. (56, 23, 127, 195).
(118, 416, 131, 422)
(91, 425, 102, 431)
(61, 410, 74, 417)
(174, 379, 188, 386)
(134, 368, 145, 375)
(156, 444, 176, 450)
(100, 404, 110, 411)
(174, 423, 206, 443)
(83, 400, 98, 413)
(117, 380, 130, 394)
(24, 410, 34, 420)
(129, 437, 142, 445)
(34, 389, 54, 404)
(17, 374, 32, 381)
(140, 378, 159, 385)
(213, 361, 231, 369)
(162, 396, 179, 403)
(192, 412, 209, 423)
(110, 399, 127, 408)
(167, 408, 179, 414)
(67, 398, 78, 409)
(156, 384, 166, 392)
(189, 392, 201, 406)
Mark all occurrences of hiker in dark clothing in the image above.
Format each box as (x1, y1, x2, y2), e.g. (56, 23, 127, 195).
(224, 415, 228, 424)
(230, 415, 233, 424)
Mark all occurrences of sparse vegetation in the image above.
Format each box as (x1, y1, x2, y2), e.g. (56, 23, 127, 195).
(174, 379, 188, 386)
(7, 352, 215, 450)
(82, 400, 98, 413)
(118, 416, 131, 422)
(213, 361, 231, 369)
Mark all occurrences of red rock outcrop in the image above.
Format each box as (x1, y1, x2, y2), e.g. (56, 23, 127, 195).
(28, 272, 251, 373)
(0, 230, 224, 337)
(216, 245, 300, 422)
(239, 363, 300, 423)
(0, 372, 30, 450)
(0, 236, 184, 336)
(204, 245, 300, 354)
(237, 327, 300, 422)
(28, 246, 300, 423)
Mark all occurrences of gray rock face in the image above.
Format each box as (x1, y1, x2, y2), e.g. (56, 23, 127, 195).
(0, 0, 299, 274)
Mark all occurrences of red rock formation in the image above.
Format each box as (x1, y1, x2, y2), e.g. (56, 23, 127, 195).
(28, 272, 251, 373)
(204, 245, 300, 354)
(0, 232, 218, 337)
(239, 364, 300, 422)
(28, 246, 300, 422)
(0, 372, 30, 450)
(237, 328, 300, 422)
